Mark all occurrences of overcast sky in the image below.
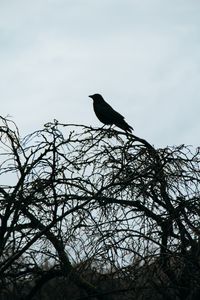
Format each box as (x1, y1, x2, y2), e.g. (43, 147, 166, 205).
(0, 0, 199, 147)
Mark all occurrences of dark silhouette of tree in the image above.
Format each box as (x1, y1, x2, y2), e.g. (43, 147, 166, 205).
(0, 116, 199, 300)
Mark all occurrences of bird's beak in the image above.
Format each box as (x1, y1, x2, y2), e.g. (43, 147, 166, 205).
(88, 95, 93, 99)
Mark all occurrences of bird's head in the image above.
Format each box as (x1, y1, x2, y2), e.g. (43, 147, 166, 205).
(88, 94, 103, 101)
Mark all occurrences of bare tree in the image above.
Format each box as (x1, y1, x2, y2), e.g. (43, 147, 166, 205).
(0, 116, 199, 300)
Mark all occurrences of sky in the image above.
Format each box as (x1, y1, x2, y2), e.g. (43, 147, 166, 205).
(0, 0, 200, 147)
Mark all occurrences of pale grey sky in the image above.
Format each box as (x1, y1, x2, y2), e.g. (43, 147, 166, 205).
(0, 0, 200, 146)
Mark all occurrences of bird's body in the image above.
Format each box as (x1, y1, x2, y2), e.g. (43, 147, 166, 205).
(89, 94, 133, 132)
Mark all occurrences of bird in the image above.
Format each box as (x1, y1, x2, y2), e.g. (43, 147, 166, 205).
(89, 93, 133, 133)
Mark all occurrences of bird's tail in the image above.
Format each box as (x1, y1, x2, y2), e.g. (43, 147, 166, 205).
(115, 120, 133, 133)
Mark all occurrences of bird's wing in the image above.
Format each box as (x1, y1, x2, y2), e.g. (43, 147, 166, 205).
(93, 99, 125, 125)
(102, 102, 125, 120)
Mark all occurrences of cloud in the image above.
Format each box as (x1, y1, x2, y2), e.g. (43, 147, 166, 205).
(0, 0, 199, 146)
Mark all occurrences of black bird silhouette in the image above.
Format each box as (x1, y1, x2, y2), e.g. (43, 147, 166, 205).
(89, 93, 133, 132)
